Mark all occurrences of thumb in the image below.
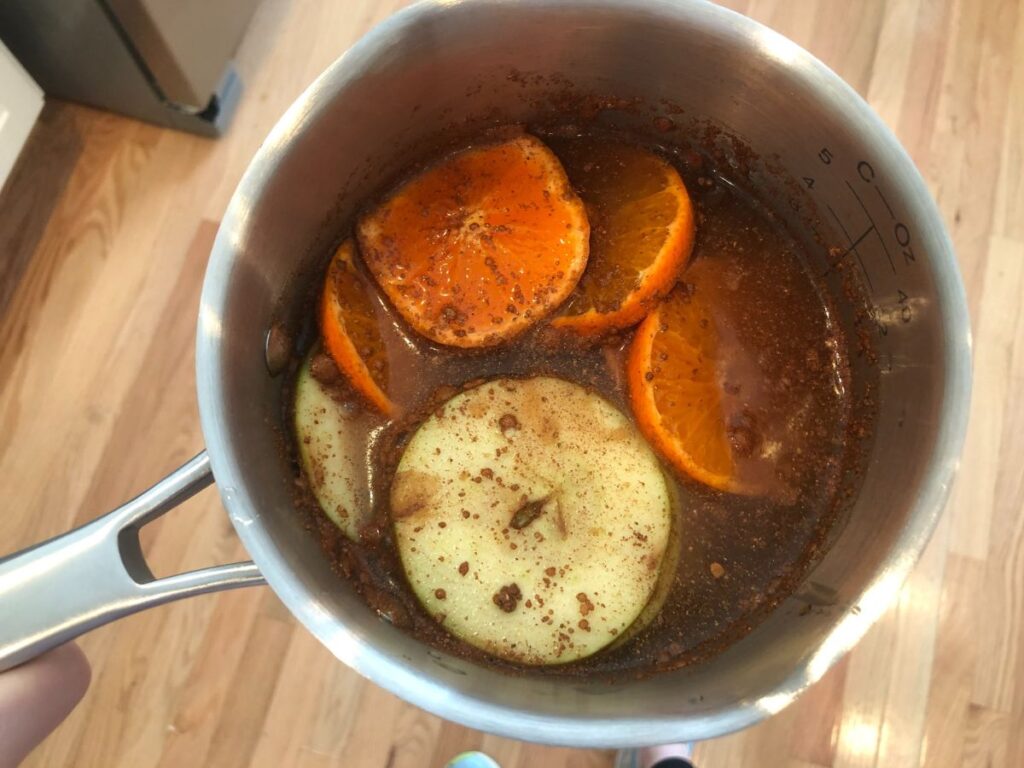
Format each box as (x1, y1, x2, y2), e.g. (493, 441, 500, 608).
(0, 644, 91, 768)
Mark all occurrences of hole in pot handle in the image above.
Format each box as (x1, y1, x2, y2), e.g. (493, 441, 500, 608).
(0, 451, 265, 671)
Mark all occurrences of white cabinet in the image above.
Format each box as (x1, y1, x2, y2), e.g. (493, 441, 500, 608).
(0, 39, 43, 192)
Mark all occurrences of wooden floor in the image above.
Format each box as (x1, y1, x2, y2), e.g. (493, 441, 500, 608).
(1, 0, 1021, 765)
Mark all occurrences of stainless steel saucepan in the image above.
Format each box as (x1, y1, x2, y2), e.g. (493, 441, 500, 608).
(0, 0, 971, 747)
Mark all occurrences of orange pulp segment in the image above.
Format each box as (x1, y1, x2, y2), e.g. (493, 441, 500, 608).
(627, 285, 734, 491)
(320, 239, 395, 415)
(357, 135, 589, 348)
(550, 138, 694, 336)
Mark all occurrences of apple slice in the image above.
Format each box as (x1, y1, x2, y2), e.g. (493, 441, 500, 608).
(609, 487, 682, 650)
(391, 376, 673, 665)
(294, 350, 370, 540)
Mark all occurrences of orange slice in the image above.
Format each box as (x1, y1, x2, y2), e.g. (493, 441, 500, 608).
(627, 285, 734, 492)
(357, 136, 590, 348)
(550, 138, 695, 336)
(320, 239, 394, 415)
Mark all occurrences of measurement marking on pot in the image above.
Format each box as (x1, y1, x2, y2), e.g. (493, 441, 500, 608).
(825, 203, 875, 293)
(875, 186, 896, 221)
(811, 150, 922, 337)
(821, 221, 874, 275)
(845, 180, 896, 274)
(852, 159, 917, 267)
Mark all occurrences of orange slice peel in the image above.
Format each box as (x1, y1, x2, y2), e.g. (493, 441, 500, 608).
(627, 286, 735, 492)
(320, 239, 395, 415)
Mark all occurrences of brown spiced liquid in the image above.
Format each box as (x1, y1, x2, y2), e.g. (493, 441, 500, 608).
(289, 129, 869, 678)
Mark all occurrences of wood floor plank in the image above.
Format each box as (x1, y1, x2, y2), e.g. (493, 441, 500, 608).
(155, 588, 266, 768)
(5, 0, 1022, 766)
(871, 514, 949, 768)
(428, 721, 487, 768)
(890, 0, 956, 168)
(247, 631, 356, 768)
(992, 11, 1024, 241)
(862, 0, 924, 131)
(919, 555, 985, 768)
(948, 235, 1023, 558)
(0, 113, 162, 544)
(478, 733, 527, 768)
(334, 684, 410, 767)
(925, 0, 1020, 322)
(969, 236, 1024, 715)
(961, 704, 1011, 768)
(788, 656, 849, 767)
(807, 0, 887, 95)
(831, 607, 898, 768)
(204, 593, 296, 768)
(743, 0, 816, 50)
(0, 105, 84, 320)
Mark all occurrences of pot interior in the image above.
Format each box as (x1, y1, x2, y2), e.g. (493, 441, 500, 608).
(197, 0, 969, 746)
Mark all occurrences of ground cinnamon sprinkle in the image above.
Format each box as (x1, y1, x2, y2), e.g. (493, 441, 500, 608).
(493, 583, 522, 613)
(577, 592, 595, 616)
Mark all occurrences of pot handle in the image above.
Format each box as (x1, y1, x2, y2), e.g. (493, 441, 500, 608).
(0, 451, 265, 672)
